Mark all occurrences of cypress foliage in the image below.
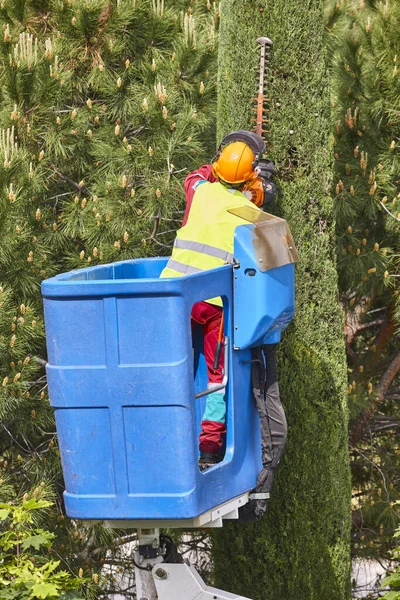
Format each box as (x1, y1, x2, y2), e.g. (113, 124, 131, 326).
(212, 2, 351, 599)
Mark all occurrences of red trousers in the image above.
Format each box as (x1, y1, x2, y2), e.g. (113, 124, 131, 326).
(191, 301, 226, 454)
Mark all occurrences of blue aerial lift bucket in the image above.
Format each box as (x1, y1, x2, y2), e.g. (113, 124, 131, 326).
(41, 216, 295, 522)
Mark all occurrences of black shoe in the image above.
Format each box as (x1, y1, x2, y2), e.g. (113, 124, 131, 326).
(199, 452, 223, 471)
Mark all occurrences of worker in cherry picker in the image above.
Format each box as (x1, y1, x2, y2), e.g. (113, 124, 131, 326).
(160, 130, 276, 468)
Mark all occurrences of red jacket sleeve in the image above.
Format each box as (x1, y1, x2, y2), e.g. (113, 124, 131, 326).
(182, 164, 218, 225)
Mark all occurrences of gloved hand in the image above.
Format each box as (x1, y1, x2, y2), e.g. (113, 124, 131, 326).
(256, 159, 278, 206)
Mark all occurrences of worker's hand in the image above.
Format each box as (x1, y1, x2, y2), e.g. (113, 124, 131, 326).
(256, 159, 277, 179)
(257, 159, 278, 207)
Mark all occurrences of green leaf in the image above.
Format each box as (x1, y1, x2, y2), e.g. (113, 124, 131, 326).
(382, 573, 400, 587)
(0, 508, 11, 521)
(21, 529, 55, 550)
(21, 499, 52, 511)
(30, 582, 59, 599)
(381, 592, 400, 600)
(38, 561, 60, 576)
(7, 560, 37, 582)
(21, 532, 54, 551)
(0, 530, 18, 551)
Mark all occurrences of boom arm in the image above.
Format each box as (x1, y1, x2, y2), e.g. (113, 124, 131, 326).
(134, 528, 254, 600)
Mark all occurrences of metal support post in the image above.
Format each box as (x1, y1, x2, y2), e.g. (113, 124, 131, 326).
(195, 336, 229, 399)
(134, 528, 164, 600)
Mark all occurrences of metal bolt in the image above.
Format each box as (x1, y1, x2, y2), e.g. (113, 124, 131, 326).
(258, 258, 263, 263)
(154, 568, 168, 580)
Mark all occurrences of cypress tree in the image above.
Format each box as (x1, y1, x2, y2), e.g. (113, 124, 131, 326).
(212, 2, 352, 599)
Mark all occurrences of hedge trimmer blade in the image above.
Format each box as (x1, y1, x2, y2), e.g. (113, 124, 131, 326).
(253, 37, 273, 139)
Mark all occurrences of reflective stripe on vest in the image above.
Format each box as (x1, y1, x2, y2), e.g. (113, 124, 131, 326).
(173, 238, 234, 263)
(164, 259, 202, 275)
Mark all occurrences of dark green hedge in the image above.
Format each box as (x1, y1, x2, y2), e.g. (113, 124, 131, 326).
(213, 1, 351, 599)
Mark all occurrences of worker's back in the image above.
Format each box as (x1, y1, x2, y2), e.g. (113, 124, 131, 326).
(160, 181, 259, 286)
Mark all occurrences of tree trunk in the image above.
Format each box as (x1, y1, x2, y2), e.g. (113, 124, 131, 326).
(212, 2, 352, 599)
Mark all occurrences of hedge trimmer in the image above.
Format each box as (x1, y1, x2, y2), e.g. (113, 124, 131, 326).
(242, 36, 277, 207)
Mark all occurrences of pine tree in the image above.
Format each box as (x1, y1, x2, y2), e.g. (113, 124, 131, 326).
(326, 0, 400, 570)
(0, 0, 218, 595)
(211, 1, 351, 599)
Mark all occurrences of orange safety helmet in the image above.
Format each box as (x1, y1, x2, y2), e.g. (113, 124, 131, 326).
(212, 141, 257, 185)
(212, 130, 266, 186)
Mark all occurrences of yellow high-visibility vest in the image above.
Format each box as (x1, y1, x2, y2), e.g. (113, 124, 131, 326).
(160, 181, 260, 306)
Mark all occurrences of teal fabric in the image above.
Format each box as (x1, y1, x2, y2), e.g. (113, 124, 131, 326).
(202, 391, 226, 423)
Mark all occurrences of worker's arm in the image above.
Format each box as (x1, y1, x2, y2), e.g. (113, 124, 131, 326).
(182, 164, 218, 225)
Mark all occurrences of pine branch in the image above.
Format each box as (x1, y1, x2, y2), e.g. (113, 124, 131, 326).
(345, 314, 385, 346)
(146, 212, 172, 247)
(155, 228, 177, 236)
(373, 305, 396, 357)
(350, 350, 400, 445)
(50, 164, 90, 194)
(369, 417, 400, 434)
(351, 448, 391, 503)
(150, 211, 161, 238)
(149, 237, 171, 248)
(384, 386, 400, 400)
(0, 423, 33, 454)
(379, 201, 400, 222)
(33, 356, 47, 366)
